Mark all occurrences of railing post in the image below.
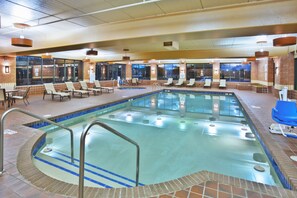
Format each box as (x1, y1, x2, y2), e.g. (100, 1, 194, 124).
(0, 108, 75, 175)
(78, 121, 140, 198)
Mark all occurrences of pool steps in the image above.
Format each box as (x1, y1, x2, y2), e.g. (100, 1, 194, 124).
(34, 150, 143, 188)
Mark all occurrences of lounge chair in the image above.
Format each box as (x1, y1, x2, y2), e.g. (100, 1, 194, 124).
(219, 79, 226, 88)
(271, 100, 297, 138)
(65, 82, 90, 98)
(131, 78, 138, 86)
(43, 83, 71, 101)
(94, 80, 114, 93)
(11, 86, 30, 105)
(163, 78, 173, 86)
(186, 78, 195, 87)
(79, 81, 102, 95)
(204, 79, 212, 88)
(279, 87, 288, 101)
(175, 78, 184, 86)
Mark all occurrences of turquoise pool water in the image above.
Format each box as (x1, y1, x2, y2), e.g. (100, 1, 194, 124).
(33, 91, 282, 188)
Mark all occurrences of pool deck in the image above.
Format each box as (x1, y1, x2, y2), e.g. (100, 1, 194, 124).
(1, 86, 297, 198)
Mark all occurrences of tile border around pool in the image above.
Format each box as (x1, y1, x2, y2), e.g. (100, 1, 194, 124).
(235, 93, 297, 191)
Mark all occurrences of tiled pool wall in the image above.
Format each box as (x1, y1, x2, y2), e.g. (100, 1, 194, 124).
(28, 89, 289, 189)
(236, 94, 291, 190)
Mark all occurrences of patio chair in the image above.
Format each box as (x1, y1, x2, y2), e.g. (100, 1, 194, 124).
(219, 79, 227, 88)
(175, 78, 184, 86)
(11, 86, 31, 105)
(65, 82, 90, 97)
(94, 80, 114, 93)
(0, 88, 11, 109)
(131, 78, 138, 86)
(163, 78, 173, 86)
(271, 100, 297, 138)
(79, 81, 102, 95)
(279, 87, 288, 101)
(43, 83, 71, 101)
(186, 78, 195, 87)
(204, 79, 212, 88)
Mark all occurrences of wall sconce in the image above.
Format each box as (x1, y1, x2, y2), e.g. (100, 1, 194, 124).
(4, 66, 10, 73)
(151, 67, 155, 74)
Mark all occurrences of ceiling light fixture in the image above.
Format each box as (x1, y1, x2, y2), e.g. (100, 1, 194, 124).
(11, 23, 33, 47)
(86, 49, 98, 56)
(273, 36, 296, 46)
(255, 50, 269, 58)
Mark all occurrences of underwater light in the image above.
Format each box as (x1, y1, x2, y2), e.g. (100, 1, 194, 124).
(126, 114, 132, 122)
(156, 117, 163, 127)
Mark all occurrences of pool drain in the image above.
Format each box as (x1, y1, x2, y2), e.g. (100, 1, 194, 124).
(143, 120, 149, 124)
(290, 156, 297, 162)
(109, 114, 115, 118)
(43, 148, 52, 153)
(254, 165, 265, 172)
(245, 133, 255, 138)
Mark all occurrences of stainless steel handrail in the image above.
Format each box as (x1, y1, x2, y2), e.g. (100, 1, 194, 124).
(0, 108, 74, 175)
(78, 120, 140, 198)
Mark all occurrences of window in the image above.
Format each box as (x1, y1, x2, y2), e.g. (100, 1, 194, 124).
(157, 63, 179, 80)
(95, 63, 126, 80)
(16, 56, 83, 85)
(186, 63, 213, 81)
(132, 64, 150, 79)
(220, 63, 251, 82)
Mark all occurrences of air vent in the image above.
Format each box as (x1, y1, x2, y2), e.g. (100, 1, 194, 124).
(163, 41, 179, 50)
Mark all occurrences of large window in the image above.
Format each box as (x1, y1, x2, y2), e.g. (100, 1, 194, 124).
(95, 63, 126, 80)
(16, 56, 83, 86)
(220, 63, 251, 82)
(132, 64, 150, 79)
(186, 63, 213, 81)
(157, 63, 179, 80)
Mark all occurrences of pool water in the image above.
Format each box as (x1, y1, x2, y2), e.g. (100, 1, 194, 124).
(33, 91, 282, 188)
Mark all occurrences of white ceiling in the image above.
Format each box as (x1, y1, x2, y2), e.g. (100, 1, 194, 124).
(0, 0, 297, 61)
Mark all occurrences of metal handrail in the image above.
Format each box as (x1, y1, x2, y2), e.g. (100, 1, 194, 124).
(78, 120, 140, 198)
(0, 108, 74, 175)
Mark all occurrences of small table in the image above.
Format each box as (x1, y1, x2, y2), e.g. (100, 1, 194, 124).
(5, 89, 19, 107)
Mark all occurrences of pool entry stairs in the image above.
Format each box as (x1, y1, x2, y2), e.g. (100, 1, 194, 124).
(34, 149, 141, 188)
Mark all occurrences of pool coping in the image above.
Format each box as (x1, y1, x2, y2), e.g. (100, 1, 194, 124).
(16, 88, 297, 197)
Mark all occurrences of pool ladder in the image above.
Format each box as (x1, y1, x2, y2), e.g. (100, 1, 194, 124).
(78, 120, 140, 198)
(0, 108, 74, 175)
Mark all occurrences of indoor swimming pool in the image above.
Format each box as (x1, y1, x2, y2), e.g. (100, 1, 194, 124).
(32, 90, 282, 188)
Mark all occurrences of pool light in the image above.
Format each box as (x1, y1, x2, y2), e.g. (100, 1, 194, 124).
(180, 120, 186, 130)
(156, 117, 163, 127)
(126, 114, 132, 122)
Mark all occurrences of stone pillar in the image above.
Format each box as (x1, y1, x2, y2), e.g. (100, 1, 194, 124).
(150, 63, 157, 80)
(273, 53, 294, 90)
(212, 60, 220, 82)
(126, 62, 132, 80)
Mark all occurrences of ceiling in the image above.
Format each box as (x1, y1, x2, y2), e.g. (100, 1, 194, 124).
(0, 0, 297, 61)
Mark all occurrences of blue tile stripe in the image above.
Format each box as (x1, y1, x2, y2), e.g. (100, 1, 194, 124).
(52, 151, 144, 186)
(41, 152, 134, 187)
(34, 156, 112, 188)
